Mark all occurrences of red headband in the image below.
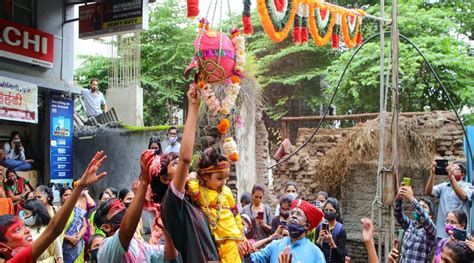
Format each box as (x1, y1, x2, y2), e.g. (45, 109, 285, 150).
(199, 161, 231, 175)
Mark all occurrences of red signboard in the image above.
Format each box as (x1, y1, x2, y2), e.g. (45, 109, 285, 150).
(0, 18, 54, 68)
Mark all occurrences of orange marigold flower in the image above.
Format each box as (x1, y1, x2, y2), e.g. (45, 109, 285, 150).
(198, 81, 206, 89)
(229, 153, 239, 162)
(230, 75, 241, 84)
(217, 123, 228, 134)
(220, 118, 231, 128)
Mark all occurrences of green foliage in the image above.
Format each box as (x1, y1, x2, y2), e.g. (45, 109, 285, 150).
(75, 55, 111, 93)
(324, 0, 474, 115)
(140, 0, 196, 126)
(74, 0, 196, 126)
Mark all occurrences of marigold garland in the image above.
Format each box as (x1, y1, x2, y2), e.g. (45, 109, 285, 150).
(308, 4, 335, 46)
(341, 15, 361, 49)
(257, 0, 298, 42)
(253, 0, 365, 48)
(217, 118, 231, 134)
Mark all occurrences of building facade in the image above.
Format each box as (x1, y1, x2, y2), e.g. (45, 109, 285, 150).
(1, 0, 81, 185)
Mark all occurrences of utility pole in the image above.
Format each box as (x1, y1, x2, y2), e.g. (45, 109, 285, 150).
(389, 0, 400, 260)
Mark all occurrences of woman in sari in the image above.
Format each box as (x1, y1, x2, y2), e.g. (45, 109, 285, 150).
(3, 168, 33, 215)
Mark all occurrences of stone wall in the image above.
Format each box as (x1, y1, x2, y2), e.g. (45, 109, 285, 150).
(270, 111, 467, 261)
(73, 123, 170, 200)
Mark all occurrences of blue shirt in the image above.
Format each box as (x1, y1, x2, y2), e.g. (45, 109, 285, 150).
(432, 181, 473, 238)
(164, 142, 181, 154)
(248, 236, 326, 263)
(81, 88, 106, 117)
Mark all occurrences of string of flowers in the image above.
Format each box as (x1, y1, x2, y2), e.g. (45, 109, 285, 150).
(256, 0, 297, 42)
(308, 4, 335, 46)
(341, 14, 362, 48)
(251, 0, 364, 48)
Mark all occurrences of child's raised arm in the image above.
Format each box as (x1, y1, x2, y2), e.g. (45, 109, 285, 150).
(32, 151, 107, 260)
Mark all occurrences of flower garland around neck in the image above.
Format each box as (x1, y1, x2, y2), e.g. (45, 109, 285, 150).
(202, 185, 224, 232)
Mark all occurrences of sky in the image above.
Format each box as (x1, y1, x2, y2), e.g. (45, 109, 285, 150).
(73, 0, 257, 70)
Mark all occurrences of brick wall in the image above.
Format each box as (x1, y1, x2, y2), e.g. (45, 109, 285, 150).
(269, 111, 466, 261)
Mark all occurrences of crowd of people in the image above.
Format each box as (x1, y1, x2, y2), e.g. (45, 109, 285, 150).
(0, 85, 473, 263)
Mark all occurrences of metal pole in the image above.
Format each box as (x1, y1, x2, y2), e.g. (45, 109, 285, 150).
(377, 0, 385, 260)
(389, 0, 400, 261)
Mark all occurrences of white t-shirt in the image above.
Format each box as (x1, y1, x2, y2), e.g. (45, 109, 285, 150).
(81, 88, 106, 117)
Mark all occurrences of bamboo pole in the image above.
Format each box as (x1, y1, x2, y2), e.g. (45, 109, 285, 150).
(376, 0, 386, 260)
(388, 0, 400, 260)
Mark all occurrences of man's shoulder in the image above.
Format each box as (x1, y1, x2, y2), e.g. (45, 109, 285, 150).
(435, 181, 449, 189)
(459, 180, 473, 188)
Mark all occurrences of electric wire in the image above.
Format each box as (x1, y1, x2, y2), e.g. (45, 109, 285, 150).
(268, 32, 474, 169)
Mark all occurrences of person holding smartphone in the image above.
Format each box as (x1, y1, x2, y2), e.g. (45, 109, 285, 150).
(425, 160, 472, 239)
(241, 184, 273, 242)
(433, 209, 468, 263)
(315, 197, 348, 263)
(394, 181, 436, 262)
(2, 131, 34, 172)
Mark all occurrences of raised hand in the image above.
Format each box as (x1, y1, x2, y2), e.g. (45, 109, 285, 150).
(77, 151, 107, 188)
(430, 160, 437, 174)
(139, 150, 155, 185)
(398, 186, 414, 202)
(387, 239, 400, 263)
(361, 218, 375, 243)
(188, 83, 201, 108)
(278, 246, 293, 263)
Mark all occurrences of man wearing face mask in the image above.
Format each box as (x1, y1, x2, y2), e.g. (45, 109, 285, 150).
(94, 151, 178, 262)
(164, 126, 181, 154)
(395, 183, 436, 262)
(425, 160, 473, 239)
(244, 199, 325, 263)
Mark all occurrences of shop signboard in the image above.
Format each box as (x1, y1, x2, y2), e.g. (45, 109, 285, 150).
(50, 94, 74, 181)
(0, 19, 54, 68)
(0, 76, 38, 123)
(79, 0, 148, 39)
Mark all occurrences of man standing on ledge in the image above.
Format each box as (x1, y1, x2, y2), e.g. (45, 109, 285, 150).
(164, 126, 180, 154)
(82, 78, 108, 118)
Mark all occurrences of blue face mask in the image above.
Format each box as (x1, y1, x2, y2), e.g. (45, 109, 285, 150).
(286, 223, 307, 238)
(287, 193, 297, 200)
(169, 137, 177, 145)
(22, 214, 36, 226)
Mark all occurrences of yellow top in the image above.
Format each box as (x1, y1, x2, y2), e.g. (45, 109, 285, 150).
(187, 179, 243, 242)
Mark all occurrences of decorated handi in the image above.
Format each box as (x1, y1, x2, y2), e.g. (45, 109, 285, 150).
(184, 14, 248, 164)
